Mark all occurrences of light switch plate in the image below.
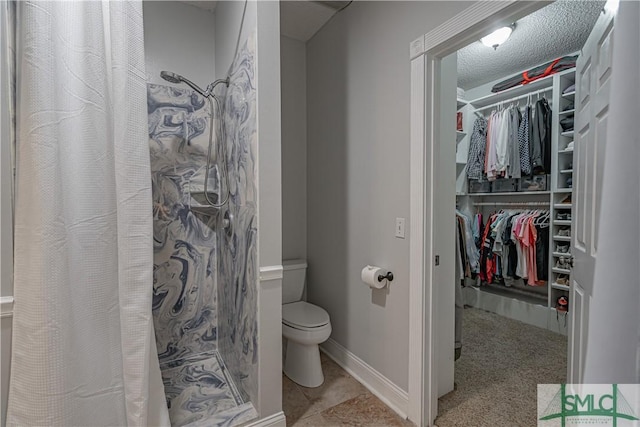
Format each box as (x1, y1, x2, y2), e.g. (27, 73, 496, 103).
(395, 218, 406, 238)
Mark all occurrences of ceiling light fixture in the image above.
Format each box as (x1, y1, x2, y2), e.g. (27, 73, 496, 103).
(481, 25, 514, 50)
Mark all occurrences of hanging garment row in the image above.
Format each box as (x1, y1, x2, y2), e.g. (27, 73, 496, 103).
(478, 209, 550, 287)
(455, 210, 481, 279)
(467, 97, 552, 181)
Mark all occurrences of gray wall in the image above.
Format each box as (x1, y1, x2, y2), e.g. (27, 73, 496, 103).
(280, 36, 307, 261)
(306, 0, 473, 391)
(255, 1, 283, 418)
(143, 2, 216, 86)
(215, 1, 257, 81)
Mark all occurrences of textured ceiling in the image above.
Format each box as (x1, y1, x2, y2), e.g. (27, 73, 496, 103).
(280, 1, 350, 42)
(457, 0, 604, 90)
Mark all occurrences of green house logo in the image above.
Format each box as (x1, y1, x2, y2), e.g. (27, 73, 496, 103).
(539, 384, 639, 426)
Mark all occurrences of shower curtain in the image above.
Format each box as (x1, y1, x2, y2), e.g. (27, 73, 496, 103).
(5, 1, 169, 425)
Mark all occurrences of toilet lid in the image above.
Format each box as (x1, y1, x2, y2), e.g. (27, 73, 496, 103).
(282, 301, 330, 328)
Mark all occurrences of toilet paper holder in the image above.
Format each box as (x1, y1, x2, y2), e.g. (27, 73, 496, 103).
(378, 271, 394, 282)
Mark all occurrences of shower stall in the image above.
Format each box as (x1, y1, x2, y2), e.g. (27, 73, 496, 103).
(146, 2, 261, 426)
(1, 1, 282, 426)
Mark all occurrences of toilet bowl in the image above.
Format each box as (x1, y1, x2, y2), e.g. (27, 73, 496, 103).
(282, 301, 331, 388)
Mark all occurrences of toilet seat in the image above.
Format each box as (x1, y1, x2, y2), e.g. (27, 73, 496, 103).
(283, 301, 329, 329)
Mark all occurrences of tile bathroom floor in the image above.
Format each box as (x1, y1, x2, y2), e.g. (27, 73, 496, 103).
(282, 353, 413, 426)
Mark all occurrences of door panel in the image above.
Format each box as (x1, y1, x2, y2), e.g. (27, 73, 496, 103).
(569, 1, 616, 384)
(569, 285, 586, 381)
(594, 113, 608, 251)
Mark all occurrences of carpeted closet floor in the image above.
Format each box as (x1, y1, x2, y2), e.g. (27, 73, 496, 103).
(435, 306, 567, 427)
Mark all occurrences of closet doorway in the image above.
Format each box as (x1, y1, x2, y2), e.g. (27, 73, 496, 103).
(408, 1, 618, 425)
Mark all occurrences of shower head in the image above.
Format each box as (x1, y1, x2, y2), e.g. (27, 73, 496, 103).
(160, 70, 208, 97)
(160, 71, 182, 84)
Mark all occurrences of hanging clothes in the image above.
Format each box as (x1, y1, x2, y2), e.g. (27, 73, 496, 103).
(518, 106, 532, 175)
(472, 212, 483, 248)
(531, 98, 552, 174)
(466, 96, 552, 180)
(478, 210, 549, 287)
(467, 117, 488, 180)
(508, 107, 522, 178)
(495, 109, 511, 174)
(535, 221, 549, 281)
(486, 111, 500, 181)
(456, 210, 480, 276)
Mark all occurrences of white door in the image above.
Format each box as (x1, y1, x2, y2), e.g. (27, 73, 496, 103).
(569, 0, 617, 384)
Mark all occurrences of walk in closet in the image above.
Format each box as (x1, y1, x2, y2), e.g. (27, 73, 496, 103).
(429, 1, 620, 423)
(455, 67, 577, 334)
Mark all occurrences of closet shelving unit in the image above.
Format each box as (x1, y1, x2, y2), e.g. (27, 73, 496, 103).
(456, 68, 577, 334)
(549, 69, 576, 304)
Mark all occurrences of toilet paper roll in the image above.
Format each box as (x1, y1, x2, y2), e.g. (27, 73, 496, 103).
(361, 265, 388, 289)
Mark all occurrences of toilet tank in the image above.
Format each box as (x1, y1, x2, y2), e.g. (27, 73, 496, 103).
(282, 259, 308, 304)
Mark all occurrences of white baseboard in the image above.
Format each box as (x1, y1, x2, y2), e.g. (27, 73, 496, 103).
(244, 411, 286, 427)
(320, 338, 409, 419)
(463, 287, 567, 336)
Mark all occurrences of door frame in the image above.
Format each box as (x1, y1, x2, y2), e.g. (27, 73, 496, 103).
(408, 2, 552, 425)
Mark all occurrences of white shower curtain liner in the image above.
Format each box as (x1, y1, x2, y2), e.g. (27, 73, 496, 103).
(6, 1, 169, 425)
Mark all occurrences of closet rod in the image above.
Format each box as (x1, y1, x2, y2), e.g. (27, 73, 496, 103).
(475, 87, 553, 112)
(473, 201, 550, 207)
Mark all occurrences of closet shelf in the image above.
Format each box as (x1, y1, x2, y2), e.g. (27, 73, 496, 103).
(554, 203, 572, 209)
(559, 109, 575, 116)
(552, 267, 571, 274)
(554, 220, 572, 225)
(457, 99, 467, 110)
(562, 90, 576, 98)
(561, 131, 574, 137)
(553, 252, 572, 257)
(553, 235, 572, 242)
(469, 77, 553, 109)
(558, 149, 574, 154)
(468, 191, 551, 197)
(555, 188, 573, 193)
(551, 283, 570, 291)
(560, 169, 574, 174)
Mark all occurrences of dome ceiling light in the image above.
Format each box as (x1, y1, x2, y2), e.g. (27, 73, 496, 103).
(481, 25, 515, 50)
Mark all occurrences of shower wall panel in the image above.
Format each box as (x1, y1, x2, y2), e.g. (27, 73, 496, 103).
(148, 85, 219, 363)
(217, 31, 259, 404)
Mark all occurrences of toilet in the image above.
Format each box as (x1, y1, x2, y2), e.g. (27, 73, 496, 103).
(282, 259, 332, 388)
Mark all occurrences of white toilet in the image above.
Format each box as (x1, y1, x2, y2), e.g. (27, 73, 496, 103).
(282, 259, 332, 388)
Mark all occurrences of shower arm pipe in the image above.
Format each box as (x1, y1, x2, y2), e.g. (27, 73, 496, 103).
(203, 78, 230, 98)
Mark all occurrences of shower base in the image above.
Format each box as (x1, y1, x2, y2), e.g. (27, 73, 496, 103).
(160, 351, 257, 427)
